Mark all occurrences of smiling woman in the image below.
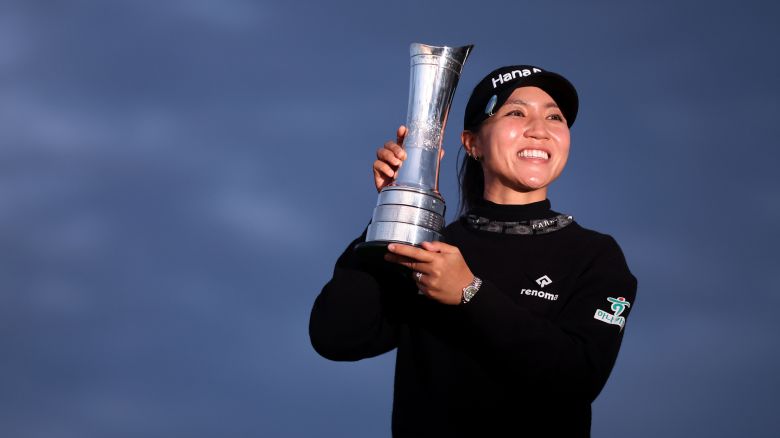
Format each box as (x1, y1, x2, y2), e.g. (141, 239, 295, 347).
(309, 64, 637, 437)
(457, 65, 580, 214)
(462, 86, 571, 204)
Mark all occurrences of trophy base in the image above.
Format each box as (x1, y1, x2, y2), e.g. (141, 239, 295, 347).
(354, 240, 390, 258)
(353, 239, 425, 257)
(361, 186, 445, 254)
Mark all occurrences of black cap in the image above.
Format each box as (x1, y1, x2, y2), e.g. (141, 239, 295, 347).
(463, 65, 579, 130)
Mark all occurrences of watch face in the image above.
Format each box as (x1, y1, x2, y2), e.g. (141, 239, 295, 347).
(464, 286, 477, 301)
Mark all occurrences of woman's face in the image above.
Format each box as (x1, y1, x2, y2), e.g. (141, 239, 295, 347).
(465, 86, 571, 201)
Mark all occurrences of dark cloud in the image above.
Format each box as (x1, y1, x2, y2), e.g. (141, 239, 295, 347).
(1, 0, 778, 436)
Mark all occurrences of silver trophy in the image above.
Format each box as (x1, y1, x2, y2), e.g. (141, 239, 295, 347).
(357, 43, 473, 253)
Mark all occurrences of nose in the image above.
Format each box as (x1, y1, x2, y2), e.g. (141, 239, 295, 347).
(523, 115, 549, 140)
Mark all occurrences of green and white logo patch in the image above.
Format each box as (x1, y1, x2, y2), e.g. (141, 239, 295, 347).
(594, 296, 631, 330)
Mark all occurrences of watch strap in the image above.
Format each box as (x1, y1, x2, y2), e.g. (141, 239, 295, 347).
(461, 276, 482, 304)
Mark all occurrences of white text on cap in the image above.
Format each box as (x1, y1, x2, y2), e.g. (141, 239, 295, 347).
(491, 67, 543, 88)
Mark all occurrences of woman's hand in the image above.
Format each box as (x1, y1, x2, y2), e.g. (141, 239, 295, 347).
(373, 125, 407, 193)
(372, 125, 445, 193)
(384, 241, 474, 305)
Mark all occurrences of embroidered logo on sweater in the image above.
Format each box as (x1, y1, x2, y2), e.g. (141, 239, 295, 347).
(520, 288, 558, 301)
(536, 275, 552, 288)
(594, 297, 631, 330)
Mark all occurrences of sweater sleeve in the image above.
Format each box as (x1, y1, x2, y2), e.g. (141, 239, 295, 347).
(459, 235, 637, 401)
(309, 227, 413, 362)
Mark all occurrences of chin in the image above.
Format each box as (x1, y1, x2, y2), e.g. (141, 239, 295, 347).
(518, 176, 549, 190)
(511, 182, 547, 194)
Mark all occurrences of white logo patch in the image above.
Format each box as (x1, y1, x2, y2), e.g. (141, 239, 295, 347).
(536, 275, 552, 288)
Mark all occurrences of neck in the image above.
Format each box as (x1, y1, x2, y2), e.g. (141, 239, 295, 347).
(468, 196, 554, 222)
(482, 186, 548, 205)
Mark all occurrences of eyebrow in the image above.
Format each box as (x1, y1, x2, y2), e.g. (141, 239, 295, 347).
(504, 98, 559, 109)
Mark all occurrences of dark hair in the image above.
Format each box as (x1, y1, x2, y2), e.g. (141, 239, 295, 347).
(456, 132, 484, 217)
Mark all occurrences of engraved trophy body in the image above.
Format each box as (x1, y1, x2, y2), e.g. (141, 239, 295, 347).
(356, 43, 472, 253)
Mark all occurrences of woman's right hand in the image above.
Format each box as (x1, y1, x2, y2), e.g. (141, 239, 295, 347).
(373, 125, 407, 193)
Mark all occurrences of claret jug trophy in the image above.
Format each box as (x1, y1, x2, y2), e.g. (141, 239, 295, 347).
(356, 43, 473, 254)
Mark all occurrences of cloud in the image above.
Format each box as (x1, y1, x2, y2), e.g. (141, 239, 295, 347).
(173, 0, 265, 30)
(0, 9, 32, 68)
(208, 187, 318, 251)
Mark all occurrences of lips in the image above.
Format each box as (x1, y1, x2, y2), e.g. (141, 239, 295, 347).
(518, 149, 550, 160)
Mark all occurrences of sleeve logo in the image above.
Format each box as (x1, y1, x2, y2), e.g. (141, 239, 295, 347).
(594, 296, 631, 330)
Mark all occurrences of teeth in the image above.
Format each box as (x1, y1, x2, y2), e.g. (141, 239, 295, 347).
(519, 149, 549, 160)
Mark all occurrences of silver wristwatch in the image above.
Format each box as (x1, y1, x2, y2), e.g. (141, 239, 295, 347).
(461, 276, 482, 304)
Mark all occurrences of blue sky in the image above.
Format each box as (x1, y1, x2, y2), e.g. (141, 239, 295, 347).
(1, 0, 779, 436)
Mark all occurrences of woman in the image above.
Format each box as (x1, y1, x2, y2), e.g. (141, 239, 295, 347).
(309, 65, 637, 437)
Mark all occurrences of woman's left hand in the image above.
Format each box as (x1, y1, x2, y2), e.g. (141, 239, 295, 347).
(384, 241, 474, 305)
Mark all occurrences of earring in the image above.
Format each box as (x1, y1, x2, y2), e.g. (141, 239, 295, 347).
(464, 144, 481, 161)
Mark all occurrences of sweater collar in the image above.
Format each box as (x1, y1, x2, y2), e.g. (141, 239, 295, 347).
(467, 198, 555, 222)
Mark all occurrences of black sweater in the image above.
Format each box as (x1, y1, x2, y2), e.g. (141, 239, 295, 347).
(309, 199, 637, 437)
